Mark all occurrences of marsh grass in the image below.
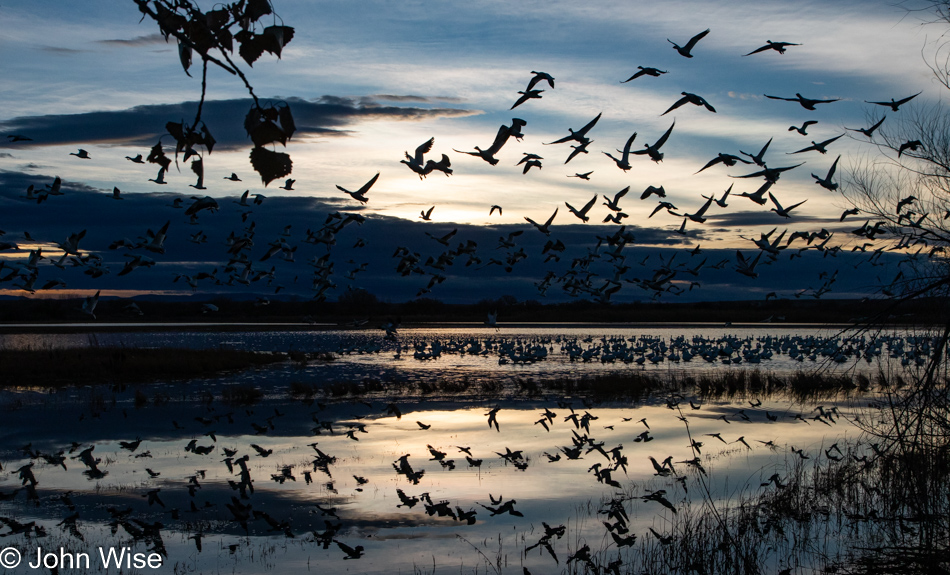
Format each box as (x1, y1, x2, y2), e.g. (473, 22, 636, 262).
(0, 346, 287, 386)
(283, 369, 880, 406)
(614, 373, 950, 575)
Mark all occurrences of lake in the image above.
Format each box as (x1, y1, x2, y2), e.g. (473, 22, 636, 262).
(0, 325, 930, 573)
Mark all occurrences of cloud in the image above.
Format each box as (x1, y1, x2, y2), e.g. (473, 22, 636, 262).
(705, 211, 825, 227)
(96, 33, 167, 47)
(38, 45, 87, 54)
(0, 153, 13, 159)
(371, 94, 466, 104)
(0, 96, 480, 151)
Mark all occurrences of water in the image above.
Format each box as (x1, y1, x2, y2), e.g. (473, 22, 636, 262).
(0, 325, 919, 573)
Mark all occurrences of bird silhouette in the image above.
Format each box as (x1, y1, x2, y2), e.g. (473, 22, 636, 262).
(337, 172, 379, 204)
(668, 28, 709, 58)
(866, 91, 921, 111)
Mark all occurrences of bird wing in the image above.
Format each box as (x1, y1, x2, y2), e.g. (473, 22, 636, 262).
(654, 122, 675, 149)
(785, 199, 807, 212)
(764, 94, 795, 102)
(827, 155, 840, 178)
(614, 186, 630, 202)
(897, 91, 923, 105)
(621, 132, 637, 154)
(357, 172, 380, 195)
(696, 156, 723, 173)
(768, 192, 783, 211)
(818, 134, 844, 148)
(743, 44, 772, 56)
(414, 138, 434, 164)
(576, 113, 602, 136)
(486, 124, 512, 155)
(684, 28, 710, 50)
(662, 97, 687, 116)
(543, 208, 559, 227)
(694, 195, 714, 217)
(580, 195, 598, 215)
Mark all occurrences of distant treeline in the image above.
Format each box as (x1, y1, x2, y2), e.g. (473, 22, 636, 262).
(0, 290, 940, 326)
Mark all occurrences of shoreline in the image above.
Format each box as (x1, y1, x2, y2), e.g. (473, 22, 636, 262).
(0, 320, 909, 334)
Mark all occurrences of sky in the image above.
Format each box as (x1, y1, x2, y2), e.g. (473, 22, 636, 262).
(0, 0, 942, 306)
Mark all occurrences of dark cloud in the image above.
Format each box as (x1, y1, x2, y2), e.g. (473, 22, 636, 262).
(0, 153, 12, 159)
(0, 168, 898, 305)
(705, 210, 825, 227)
(0, 96, 479, 151)
(372, 94, 466, 104)
(96, 33, 166, 47)
(38, 46, 87, 54)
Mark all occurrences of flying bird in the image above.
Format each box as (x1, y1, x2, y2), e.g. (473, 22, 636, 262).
(336, 172, 379, 204)
(525, 71, 555, 91)
(419, 206, 434, 221)
(70, 149, 90, 159)
(455, 120, 525, 165)
(788, 134, 843, 155)
(525, 208, 558, 235)
(511, 89, 543, 110)
(744, 40, 800, 56)
(662, 92, 715, 115)
(545, 113, 602, 145)
(603, 132, 637, 171)
(603, 186, 629, 211)
(740, 138, 772, 167)
(898, 140, 922, 157)
(401, 137, 452, 178)
(788, 121, 818, 135)
(565, 195, 598, 223)
(632, 121, 675, 162)
(846, 116, 886, 138)
(668, 28, 710, 58)
(764, 93, 840, 110)
(621, 66, 667, 82)
(812, 155, 840, 191)
(865, 91, 921, 111)
(768, 192, 807, 218)
(696, 153, 750, 173)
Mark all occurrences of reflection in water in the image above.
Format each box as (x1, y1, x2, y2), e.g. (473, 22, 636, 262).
(0, 368, 863, 574)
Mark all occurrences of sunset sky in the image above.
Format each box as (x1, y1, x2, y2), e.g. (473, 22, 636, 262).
(0, 0, 939, 304)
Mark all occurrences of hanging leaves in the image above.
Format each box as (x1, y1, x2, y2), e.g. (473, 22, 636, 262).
(250, 146, 293, 187)
(244, 103, 295, 147)
(261, 25, 294, 58)
(235, 30, 267, 66)
(141, 0, 294, 178)
(177, 41, 193, 77)
(147, 141, 171, 172)
(244, 0, 273, 23)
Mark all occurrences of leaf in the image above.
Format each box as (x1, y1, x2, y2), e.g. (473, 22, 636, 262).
(245, 0, 273, 22)
(277, 104, 296, 142)
(249, 120, 287, 147)
(200, 124, 216, 154)
(235, 30, 266, 66)
(205, 8, 229, 30)
(261, 25, 294, 58)
(244, 106, 287, 147)
(250, 146, 292, 187)
(147, 141, 171, 172)
(178, 40, 193, 77)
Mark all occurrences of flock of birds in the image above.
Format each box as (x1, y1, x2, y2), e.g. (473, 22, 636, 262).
(0, 28, 937, 310)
